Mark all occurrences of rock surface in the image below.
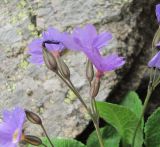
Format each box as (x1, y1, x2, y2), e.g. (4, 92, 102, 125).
(0, 0, 158, 139)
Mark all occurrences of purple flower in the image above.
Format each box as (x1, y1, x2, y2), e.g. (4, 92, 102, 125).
(28, 27, 65, 65)
(156, 4, 160, 23)
(148, 51, 160, 69)
(0, 107, 26, 147)
(156, 42, 160, 48)
(63, 24, 125, 73)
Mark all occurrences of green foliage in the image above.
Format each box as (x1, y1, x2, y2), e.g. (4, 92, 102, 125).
(28, 91, 144, 147)
(144, 107, 160, 147)
(121, 91, 143, 118)
(28, 137, 86, 147)
(96, 99, 143, 147)
(87, 125, 120, 147)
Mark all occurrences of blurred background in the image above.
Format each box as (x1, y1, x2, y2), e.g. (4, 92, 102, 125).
(0, 0, 159, 143)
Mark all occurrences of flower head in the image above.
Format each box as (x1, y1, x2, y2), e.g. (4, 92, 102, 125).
(28, 27, 65, 65)
(148, 51, 160, 69)
(156, 4, 160, 24)
(0, 107, 26, 147)
(63, 24, 125, 73)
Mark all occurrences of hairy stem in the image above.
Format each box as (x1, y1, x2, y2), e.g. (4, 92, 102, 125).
(56, 71, 90, 113)
(42, 143, 48, 147)
(56, 71, 104, 147)
(41, 124, 54, 147)
(93, 120, 105, 147)
(131, 83, 153, 147)
(92, 97, 104, 147)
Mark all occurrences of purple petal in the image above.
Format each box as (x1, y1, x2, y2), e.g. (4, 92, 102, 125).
(2, 110, 12, 122)
(42, 27, 65, 51)
(45, 43, 64, 51)
(148, 51, 160, 69)
(28, 27, 66, 65)
(0, 107, 25, 146)
(93, 32, 112, 49)
(72, 24, 97, 49)
(156, 4, 160, 23)
(156, 42, 160, 48)
(12, 107, 26, 127)
(28, 55, 44, 65)
(43, 27, 63, 42)
(0, 124, 13, 144)
(62, 33, 81, 51)
(28, 39, 43, 55)
(95, 53, 125, 72)
(0, 142, 16, 147)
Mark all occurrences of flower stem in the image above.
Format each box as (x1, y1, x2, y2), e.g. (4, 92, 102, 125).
(93, 121, 104, 147)
(92, 97, 104, 147)
(41, 124, 54, 147)
(131, 83, 153, 147)
(42, 143, 48, 147)
(56, 71, 104, 147)
(56, 71, 90, 114)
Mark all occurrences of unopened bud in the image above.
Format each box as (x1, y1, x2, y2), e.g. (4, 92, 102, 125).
(25, 110, 42, 125)
(86, 60, 94, 83)
(57, 57, 70, 79)
(90, 78, 100, 98)
(153, 26, 160, 48)
(24, 135, 42, 146)
(42, 48, 57, 72)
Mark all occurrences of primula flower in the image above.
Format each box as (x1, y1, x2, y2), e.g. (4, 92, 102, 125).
(62, 24, 125, 73)
(28, 27, 65, 65)
(148, 51, 160, 69)
(0, 107, 26, 147)
(156, 4, 160, 23)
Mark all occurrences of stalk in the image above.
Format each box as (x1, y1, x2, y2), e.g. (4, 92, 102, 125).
(92, 97, 104, 147)
(41, 124, 54, 147)
(42, 143, 48, 147)
(56, 71, 104, 147)
(131, 82, 153, 147)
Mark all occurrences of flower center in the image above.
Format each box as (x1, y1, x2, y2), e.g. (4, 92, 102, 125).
(12, 129, 19, 143)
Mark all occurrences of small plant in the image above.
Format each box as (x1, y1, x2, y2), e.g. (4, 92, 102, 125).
(1, 3, 160, 147)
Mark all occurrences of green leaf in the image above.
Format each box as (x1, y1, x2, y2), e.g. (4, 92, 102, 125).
(145, 107, 160, 147)
(96, 101, 143, 147)
(87, 125, 120, 147)
(28, 137, 86, 147)
(121, 91, 142, 118)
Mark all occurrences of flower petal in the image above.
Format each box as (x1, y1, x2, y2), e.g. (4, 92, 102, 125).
(28, 39, 43, 55)
(0, 107, 25, 147)
(43, 27, 64, 42)
(62, 33, 81, 51)
(156, 4, 160, 23)
(93, 32, 112, 49)
(96, 54, 125, 72)
(148, 51, 160, 69)
(72, 24, 97, 48)
(28, 55, 44, 65)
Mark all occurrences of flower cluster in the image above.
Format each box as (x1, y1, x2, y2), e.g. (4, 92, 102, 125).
(28, 24, 125, 74)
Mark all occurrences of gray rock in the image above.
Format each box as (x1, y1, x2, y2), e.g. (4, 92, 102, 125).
(0, 0, 157, 141)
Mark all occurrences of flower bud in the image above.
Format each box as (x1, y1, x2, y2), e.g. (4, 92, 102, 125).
(57, 57, 70, 79)
(23, 135, 42, 146)
(25, 110, 42, 125)
(42, 48, 57, 72)
(86, 60, 94, 83)
(90, 78, 100, 98)
(153, 27, 160, 48)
